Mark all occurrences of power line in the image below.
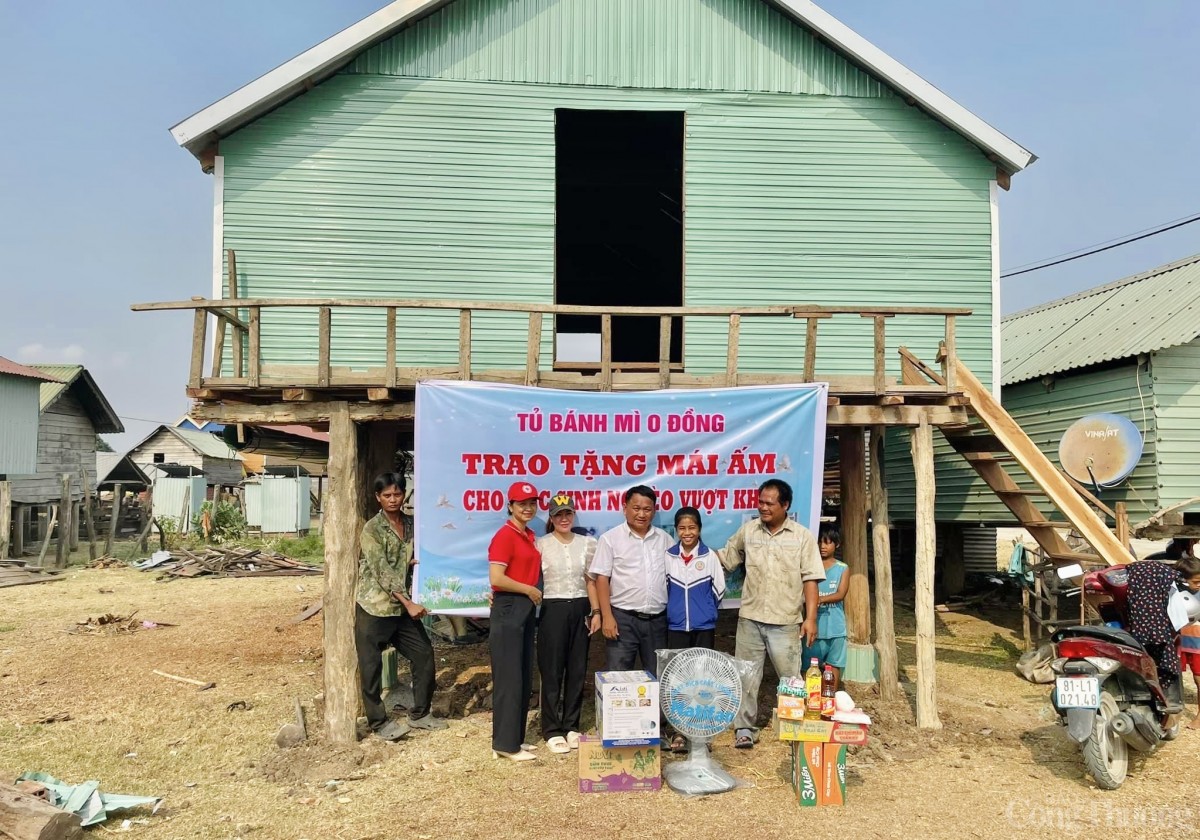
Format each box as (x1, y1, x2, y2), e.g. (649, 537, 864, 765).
(1001, 212, 1200, 279)
(1002, 211, 1200, 273)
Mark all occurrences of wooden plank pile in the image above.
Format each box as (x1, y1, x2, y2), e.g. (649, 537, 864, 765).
(145, 547, 320, 579)
(0, 559, 67, 589)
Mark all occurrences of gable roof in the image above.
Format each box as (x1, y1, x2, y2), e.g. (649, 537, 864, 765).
(28, 364, 124, 434)
(0, 356, 62, 382)
(1001, 253, 1200, 386)
(96, 451, 152, 488)
(131, 425, 242, 461)
(170, 0, 1034, 173)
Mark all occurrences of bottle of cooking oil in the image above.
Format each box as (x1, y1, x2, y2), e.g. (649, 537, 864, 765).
(804, 657, 822, 720)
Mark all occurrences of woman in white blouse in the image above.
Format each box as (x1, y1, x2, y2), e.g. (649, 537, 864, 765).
(535, 494, 600, 754)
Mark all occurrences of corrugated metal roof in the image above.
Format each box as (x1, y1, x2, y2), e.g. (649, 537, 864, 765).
(171, 428, 242, 460)
(32, 364, 83, 410)
(1002, 253, 1200, 386)
(0, 356, 62, 382)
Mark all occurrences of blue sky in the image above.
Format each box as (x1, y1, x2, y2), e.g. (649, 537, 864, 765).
(2, 1, 1197, 451)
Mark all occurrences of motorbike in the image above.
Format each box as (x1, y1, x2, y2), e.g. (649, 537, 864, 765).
(1049, 564, 1183, 789)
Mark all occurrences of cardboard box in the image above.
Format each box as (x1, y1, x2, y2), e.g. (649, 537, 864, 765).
(577, 736, 661, 793)
(777, 695, 809, 720)
(789, 742, 822, 807)
(821, 743, 847, 806)
(594, 670, 659, 747)
(778, 719, 868, 745)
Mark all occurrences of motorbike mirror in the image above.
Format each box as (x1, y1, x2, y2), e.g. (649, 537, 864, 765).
(1056, 563, 1084, 580)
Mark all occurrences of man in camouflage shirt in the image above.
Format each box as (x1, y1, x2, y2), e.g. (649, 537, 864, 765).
(355, 472, 446, 740)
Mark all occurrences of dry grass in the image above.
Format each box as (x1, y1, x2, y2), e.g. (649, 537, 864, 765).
(3, 566, 1199, 840)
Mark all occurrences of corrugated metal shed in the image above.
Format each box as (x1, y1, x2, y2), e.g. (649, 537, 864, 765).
(0, 374, 41, 475)
(1002, 253, 1200, 386)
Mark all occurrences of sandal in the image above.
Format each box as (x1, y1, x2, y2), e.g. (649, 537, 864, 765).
(734, 729, 754, 750)
(670, 734, 688, 753)
(546, 736, 570, 754)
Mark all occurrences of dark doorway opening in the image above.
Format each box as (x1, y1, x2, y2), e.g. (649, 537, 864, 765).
(555, 110, 684, 367)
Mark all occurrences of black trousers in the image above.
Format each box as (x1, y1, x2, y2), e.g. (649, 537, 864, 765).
(607, 608, 668, 677)
(537, 596, 592, 740)
(667, 628, 716, 650)
(490, 592, 536, 753)
(354, 604, 436, 730)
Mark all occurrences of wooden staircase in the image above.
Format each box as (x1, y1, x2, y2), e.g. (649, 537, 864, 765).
(943, 360, 1129, 567)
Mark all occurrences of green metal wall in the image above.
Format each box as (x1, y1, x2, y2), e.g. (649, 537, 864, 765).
(220, 73, 995, 378)
(0, 376, 41, 476)
(349, 0, 891, 97)
(1151, 339, 1200, 507)
(887, 362, 1160, 523)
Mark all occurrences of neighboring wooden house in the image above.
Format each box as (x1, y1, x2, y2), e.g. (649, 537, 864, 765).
(4, 364, 123, 556)
(128, 426, 244, 491)
(994, 254, 1200, 537)
(0, 357, 63, 557)
(143, 0, 1140, 736)
(96, 451, 151, 491)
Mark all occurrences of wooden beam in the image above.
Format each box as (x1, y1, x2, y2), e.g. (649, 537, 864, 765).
(37, 505, 58, 567)
(1115, 501, 1129, 550)
(385, 307, 397, 388)
(459, 309, 472, 380)
(211, 311, 227, 379)
(862, 314, 894, 395)
(13, 504, 26, 558)
(803, 317, 821, 382)
(0, 779, 85, 840)
(136, 298, 804, 316)
(840, 428, 870, 649)
(317, 306, 332, 388)
(827, 405, 968, 427)
(658, 315, 672, 389)
(248, 306, 261, 388)
(324, 402, 362, 744)
(282, 388, 316, 402)
(189, 307, 207, 389)
(55, 474, 72, 568)
(525, 311, 542, 387)
(191, 401, 415, 424)
(996, 168, 1012, 191)
(105, 482, 122, 556)
(726, 314, 740, 386)
(942, 316, 957, 393)
(600, 313, 613, 392)
(911, 416, 942, 730)
(869, 428, 901, 701)
(79, 458, 97, 562)
(0, 481, 10, 560)
(367, 388, 394, 402)
(1059, 469, 1117, 519)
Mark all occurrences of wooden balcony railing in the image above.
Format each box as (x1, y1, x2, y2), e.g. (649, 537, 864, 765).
(134, 294, 970, 400)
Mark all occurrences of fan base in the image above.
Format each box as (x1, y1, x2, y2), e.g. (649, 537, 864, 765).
(663, 747, 739, 795)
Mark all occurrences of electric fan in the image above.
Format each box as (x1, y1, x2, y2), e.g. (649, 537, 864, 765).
(658, 648, 744, 795)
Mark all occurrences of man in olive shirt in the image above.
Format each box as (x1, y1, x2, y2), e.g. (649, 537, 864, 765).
(719, 478, 824, 749)
(356, 472, 447, 741)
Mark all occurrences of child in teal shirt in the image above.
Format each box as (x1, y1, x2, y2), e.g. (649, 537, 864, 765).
(805, 523, 849, 690)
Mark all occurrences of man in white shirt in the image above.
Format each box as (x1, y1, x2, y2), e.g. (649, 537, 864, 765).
(589, 485, 674, 675)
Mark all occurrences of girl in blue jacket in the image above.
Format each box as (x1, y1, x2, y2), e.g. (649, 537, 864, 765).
(665, 506, 726, 650)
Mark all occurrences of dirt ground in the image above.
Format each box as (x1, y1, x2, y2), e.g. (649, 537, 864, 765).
(3, 566, 1199, 840)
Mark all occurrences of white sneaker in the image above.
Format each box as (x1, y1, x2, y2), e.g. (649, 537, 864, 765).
(566, 731, 582, 750)
(493, 749, 537, 762)
(547, 736, 570, 754)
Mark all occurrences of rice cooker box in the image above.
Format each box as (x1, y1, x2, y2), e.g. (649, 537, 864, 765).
(595, 670, 660, 748)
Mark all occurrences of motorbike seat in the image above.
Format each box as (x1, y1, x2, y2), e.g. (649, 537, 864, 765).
(1052, 624, 1143, 650)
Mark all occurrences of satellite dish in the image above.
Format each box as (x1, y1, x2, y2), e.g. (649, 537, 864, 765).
(658, 648, 743, 795)
(1058, 413, 1143, 489)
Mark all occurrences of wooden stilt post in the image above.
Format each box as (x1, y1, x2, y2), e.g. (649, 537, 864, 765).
(325, 402, 363, 744)
(106, 483, 123, 555)
(839, 426, 874, 682)
(13, 504, 27, 557)
(1115, 501, 1129, 552)
(361, 424, 399, 520)
(942, 524, 965, 598)
(869, 427, 901, 700)
(79, 458, 97, 562)
(912, 417, 942, 729)
(69, 501, 81, 552)
(0, 481, 10, 560)
(139, 486, 152, 553)
(55, 474, 73, 568)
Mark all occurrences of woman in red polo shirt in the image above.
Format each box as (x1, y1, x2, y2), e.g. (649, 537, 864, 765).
(488, 481, 544, 762)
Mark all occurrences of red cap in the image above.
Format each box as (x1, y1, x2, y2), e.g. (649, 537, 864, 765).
(506, 481, 539, 502)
